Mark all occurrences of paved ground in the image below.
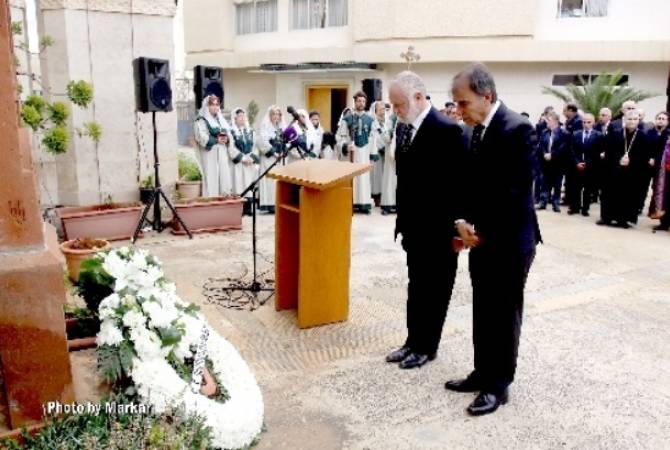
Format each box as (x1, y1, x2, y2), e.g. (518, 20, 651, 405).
(93, 203, 669, 449)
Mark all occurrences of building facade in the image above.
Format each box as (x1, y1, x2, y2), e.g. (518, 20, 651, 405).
(185, 0, 670, 131)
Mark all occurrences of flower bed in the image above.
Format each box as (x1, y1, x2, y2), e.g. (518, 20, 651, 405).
(82, 247, 263, 449)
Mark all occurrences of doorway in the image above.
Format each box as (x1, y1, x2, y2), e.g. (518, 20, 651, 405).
(307, 85, 348, 132)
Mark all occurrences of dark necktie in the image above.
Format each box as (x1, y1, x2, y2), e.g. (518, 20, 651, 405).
(471, 124, 485, 154)
(398, 123, 414, 155)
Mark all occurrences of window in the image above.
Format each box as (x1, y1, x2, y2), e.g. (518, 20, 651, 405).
(558, 0, 608, 18)
(291, 0, 348, 30)
(236, 0, 278, 35)
(552, 74, 628, 86)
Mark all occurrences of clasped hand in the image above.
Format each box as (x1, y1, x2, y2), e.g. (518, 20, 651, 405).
(455, 221, 480, 248)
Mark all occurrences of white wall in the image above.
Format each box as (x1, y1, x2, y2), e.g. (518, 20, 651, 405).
(535, 0, 670, 41)
(39, 3, 178, 206)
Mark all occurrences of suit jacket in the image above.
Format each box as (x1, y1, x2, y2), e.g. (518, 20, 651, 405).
(594, 122, 610, 136)
(537, 127, 571, 173)
(466, 103, 541, 253)
(646, 128, 670, 164)
(395, 107, 467, 249)
(604, 127, 650, 173)
(565, 114, 583, 134)
(571, 129, 604, 167)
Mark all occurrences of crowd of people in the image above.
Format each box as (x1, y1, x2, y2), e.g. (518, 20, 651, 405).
(192, 92, 399, 216)
(193, 88, 670, 232)
(532, 101, 670, 231)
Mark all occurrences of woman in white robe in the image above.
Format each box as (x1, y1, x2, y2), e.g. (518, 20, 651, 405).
(285, 108, 318, 164)
(258, 105, 286, 213)
(229, 107, 260, 215)
(369, 101, 388, 203)
(193, 95, 232, 197)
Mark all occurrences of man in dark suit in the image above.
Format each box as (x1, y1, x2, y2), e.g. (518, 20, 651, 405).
(563, 102, 583, 134)
(537, 111, 571, 212)
(385, 71, 468, 369)
(447, 63, 541, 416)
(567, 113, 604, 216)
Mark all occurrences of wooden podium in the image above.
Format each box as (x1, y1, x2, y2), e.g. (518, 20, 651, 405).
(267, 159, 371, 328)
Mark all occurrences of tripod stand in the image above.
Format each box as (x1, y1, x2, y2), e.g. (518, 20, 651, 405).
(132, 112, 193, 243)
(206, 142, 299, 307)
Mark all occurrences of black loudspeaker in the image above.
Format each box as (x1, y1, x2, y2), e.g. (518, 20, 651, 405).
(133, 57, 173, 112)
(194, 65, 224, 109)
(362, 78, 382, 111)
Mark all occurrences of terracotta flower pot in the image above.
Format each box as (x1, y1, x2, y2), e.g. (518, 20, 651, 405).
(172, 196, 244, 235)
(58, 203, 143, 241)
(176, 181, 202, 201)
(60, 238, 110, 282)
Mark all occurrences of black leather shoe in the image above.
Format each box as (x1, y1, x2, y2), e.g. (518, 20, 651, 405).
(398, 352, 436, 369)
(567, 209, 577, 215)
(467, 389, 509, 416)
(536, 204, 547, 210)
(385, 346, 412, 363)
(615, 221, 631, 229)
(552, 205, 561, 213)
(653, 224, 669, 232)
(596, 219, 611, 226)
(581, 210, 590, 217)
(444, 376, 482, 393)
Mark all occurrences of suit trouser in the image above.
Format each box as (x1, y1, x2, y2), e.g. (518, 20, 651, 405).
(566, 170, 592, 212)
(539, 170, 563, 207)
(469, 246, 535, 393)
(404, 243, 458, 355)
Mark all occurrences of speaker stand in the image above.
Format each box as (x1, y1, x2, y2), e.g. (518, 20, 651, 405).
(132, 112, 192, 243)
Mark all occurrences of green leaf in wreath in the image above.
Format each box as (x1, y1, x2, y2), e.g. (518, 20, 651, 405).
(157, 327, 182, 347)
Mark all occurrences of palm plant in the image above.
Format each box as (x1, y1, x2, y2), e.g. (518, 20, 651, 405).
(542, 70, 658, 116)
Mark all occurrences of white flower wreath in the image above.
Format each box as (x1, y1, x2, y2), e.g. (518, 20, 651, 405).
(94, 247, 263, 449)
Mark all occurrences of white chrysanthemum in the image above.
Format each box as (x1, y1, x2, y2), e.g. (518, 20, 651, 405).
(121, 295, 138, 308)
(129, 250, 150, 272)
(98, 293, 121, 320)
(173, 338, 193, 360)
(130, 327, 165, 360)
(97, 320, 124, 346)
(122, 309, 146, 330)
(102, 251, 128, 280)
(181, 314, 203, 348)
(142, 300, 178, 329)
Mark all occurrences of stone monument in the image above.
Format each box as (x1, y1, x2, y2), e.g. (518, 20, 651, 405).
(0, 0, 73, 431)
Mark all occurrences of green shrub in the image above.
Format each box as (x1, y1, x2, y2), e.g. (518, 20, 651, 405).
(178, 154, 202, 182)
(67, 80, 94, 108)
(42, 126, 69, 154)
(20, 104, 42, 131)
(48, 101, 69, 126)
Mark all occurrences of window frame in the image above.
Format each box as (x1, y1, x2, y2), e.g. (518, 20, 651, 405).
(235, 0, 278, 35)
(290, 0, 348, 30)
(557, 0, 608, 18)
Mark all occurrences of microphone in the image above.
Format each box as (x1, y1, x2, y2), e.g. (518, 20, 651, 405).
(286, 106, 301, 122)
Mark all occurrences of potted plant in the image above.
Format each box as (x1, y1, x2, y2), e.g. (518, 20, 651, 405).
(139, 174, 154, 205)
(59, 237, 110, 282)
(171, 195, 245, 235)
(58, 200, 143, 241)
(64, 304, 99, 351)
(176, 153, 202, 201)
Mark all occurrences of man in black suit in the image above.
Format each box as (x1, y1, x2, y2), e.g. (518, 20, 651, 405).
(537, 111, 571, 212)
(447, 63, 541, 416)
(385, 71, 468, 369)
(563, 102, 583, 134)
(567, 113, 603, 216)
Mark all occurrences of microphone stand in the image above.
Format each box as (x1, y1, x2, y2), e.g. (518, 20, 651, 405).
(203, 138, 296, 309)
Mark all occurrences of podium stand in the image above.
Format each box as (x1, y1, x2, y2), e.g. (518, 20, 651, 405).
(267, 160, 371, 328)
